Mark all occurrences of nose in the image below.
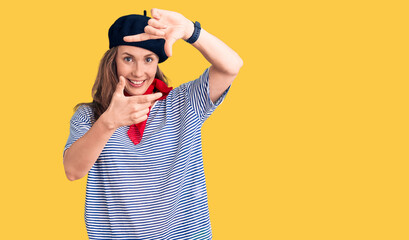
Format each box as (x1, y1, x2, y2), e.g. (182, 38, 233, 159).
(131, 62, 144, 78)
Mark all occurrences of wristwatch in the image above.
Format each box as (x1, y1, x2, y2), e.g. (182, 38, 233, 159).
(185, 21, 201, 44)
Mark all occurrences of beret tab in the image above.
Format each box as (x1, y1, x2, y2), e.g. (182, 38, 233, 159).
(108, 14, 168, 63)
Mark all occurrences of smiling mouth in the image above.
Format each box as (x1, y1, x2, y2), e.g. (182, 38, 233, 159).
(127, 78, 145, 87)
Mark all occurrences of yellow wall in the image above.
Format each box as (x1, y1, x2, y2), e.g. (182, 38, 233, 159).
(1, 0, 408, 239)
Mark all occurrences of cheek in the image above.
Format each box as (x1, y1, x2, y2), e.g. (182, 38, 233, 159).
(115, 59, 124, 74)
(116, 62, 130, 76)
(148, 64, 158, 78)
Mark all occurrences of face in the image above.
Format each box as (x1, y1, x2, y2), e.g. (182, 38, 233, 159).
(116, 45, 159, 96)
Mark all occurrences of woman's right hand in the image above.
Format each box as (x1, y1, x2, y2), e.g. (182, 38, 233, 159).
(102, 76, 163, 130)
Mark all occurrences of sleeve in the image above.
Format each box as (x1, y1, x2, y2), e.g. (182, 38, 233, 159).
(185, 67, 231, 123)
(63, 105, 93, 157)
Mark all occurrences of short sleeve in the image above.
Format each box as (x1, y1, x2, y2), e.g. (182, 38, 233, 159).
(63, 105, 94, 157)
(185, 67, 231, 123)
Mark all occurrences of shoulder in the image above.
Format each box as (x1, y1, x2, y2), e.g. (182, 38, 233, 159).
(71, 104, 94, 124)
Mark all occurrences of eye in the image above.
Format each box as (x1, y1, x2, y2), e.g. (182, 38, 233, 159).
(124, 57, 132, 62)
(145, 57, 153, 63)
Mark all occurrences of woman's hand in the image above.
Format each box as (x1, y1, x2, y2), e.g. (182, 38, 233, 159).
(102, 76, 163, 129)
(123, 8, 194, 57)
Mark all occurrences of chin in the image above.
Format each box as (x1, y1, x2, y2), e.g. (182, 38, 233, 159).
(125, 87, 147, 96)
(125, 90, 143, 96)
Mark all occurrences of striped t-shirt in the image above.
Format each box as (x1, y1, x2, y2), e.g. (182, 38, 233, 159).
(64, 68, 230, 239)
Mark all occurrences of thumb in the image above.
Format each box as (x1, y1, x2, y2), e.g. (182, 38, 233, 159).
(164, 37, 176, 57)
(151, 8, 162, 20)
(115, 76, 126, 96)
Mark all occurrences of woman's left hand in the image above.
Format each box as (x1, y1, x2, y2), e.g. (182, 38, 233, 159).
(123, 8, 194, 57)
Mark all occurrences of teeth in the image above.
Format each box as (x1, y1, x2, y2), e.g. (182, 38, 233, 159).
(130, 80, 144, 85)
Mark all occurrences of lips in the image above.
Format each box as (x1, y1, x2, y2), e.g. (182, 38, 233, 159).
(127, 78, 145, 88)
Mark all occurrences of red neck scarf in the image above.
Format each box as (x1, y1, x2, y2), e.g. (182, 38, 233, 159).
(124, 78, 173, 145)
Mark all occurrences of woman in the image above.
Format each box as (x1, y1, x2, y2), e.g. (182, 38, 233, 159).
(63, 8, 243, 239)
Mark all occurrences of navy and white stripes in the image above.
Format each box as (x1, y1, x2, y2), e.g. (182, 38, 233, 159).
(64, 68, 230, 239)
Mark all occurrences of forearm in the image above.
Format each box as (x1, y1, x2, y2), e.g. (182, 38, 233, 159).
(63, 113, 116, 181)
(182, 20, 243, 102)
(183, 22, 243, 75)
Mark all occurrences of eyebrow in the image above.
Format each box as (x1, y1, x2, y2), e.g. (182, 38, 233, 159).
(122, 52, 156, 58)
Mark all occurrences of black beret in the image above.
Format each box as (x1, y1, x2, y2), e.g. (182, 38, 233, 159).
(108, 13, 168, 63)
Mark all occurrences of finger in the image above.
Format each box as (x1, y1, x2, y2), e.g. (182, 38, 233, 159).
(130, 108, 149, 120)
(142, 99, 159, 107)
(123, 33, 162, 42)
(132, 114, 148, 124)
(149, 99, 159, 106)
(130, 113, 148, 124)
(146, 92, 164, 102)
(132, 92, 163, 103)
(148, 18, 167, 29)
(144, 25, 165, 37)
(151, 8, 161, 20)
(131, 102, 151, 112)
(114, 76, 126, 96)
(164, 37, 177, 57)
(140, 108, 150, 116)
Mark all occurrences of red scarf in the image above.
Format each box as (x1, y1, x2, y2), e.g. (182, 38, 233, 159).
(124, 78, 173, 145)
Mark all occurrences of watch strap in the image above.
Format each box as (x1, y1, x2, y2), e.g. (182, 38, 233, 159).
(185, 21, 201, 44)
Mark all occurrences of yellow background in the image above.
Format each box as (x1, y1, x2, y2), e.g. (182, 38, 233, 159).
(0, 0, 408, 239)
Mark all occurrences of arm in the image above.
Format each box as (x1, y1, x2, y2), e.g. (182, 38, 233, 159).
(63, 76, 162, 181)
(63, 113, 116, 181)
(185, 25, 243, 103)
(124, 9, 244, 103)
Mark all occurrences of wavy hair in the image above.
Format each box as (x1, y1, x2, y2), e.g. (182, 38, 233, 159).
(74, 46, 168, 122)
